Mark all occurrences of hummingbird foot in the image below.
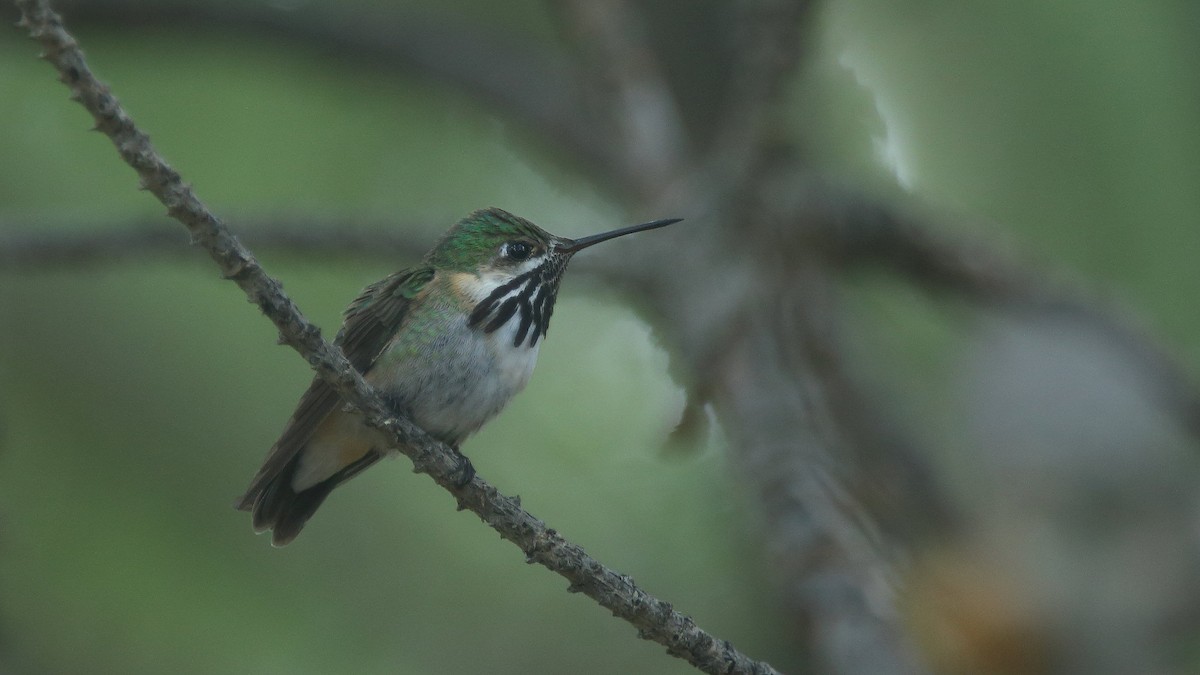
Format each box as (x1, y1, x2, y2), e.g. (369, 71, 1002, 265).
(448, 446, 476, 488)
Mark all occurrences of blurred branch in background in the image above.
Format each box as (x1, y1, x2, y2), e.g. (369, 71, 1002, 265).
(5, 0, 1200, 673)
(711, 0, 816, 180)
(551, 0, 690, 199)
(0, 217, 427, 268)
(1, 0, 631, 189)
(800, 185, 1200, 444)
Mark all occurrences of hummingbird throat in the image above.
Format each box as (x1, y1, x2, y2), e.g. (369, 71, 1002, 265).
(466, 259, 565, 349)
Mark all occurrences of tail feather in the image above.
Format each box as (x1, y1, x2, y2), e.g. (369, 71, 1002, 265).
(236, 451, 382, 546)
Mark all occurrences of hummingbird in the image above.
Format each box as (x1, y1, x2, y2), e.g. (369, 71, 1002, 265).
(236, 207, 680, 546)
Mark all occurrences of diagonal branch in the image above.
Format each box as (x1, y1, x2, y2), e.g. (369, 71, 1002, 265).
(12, 2, 782, 674)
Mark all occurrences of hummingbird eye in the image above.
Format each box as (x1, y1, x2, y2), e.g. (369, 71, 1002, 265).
(502, 241, 533, 261)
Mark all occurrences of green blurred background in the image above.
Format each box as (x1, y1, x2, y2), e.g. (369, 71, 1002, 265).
(1, 0, 1198, 673)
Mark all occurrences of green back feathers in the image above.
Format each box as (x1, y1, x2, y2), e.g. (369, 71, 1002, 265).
(426, 207, 552, 272)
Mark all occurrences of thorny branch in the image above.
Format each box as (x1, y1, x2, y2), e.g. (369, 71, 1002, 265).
(12, 2, 782, 674)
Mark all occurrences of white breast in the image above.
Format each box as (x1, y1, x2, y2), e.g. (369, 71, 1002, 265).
(366, 271, 544, 445)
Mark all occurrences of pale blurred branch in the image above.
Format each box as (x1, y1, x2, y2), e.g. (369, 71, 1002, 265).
(0, 217, 428, 268)
(711, 0, 817, 181)
(796, 186, 1200, 442)
(552, 0, 690, 198)
(12, 2, 782, 674)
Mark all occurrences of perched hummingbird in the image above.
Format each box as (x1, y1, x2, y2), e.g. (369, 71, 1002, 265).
(236, 207, 680, 546)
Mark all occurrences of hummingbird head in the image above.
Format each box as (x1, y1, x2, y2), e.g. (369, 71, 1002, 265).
(429, 207, 680, 277)
(432, 207, 680, 349)
(426, 207, 563, 281)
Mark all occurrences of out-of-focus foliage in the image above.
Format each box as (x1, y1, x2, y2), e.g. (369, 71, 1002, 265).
(1, 0, 1198, 673)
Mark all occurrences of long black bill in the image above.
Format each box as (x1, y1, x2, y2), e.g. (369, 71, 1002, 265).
(559, 217, 682, 254)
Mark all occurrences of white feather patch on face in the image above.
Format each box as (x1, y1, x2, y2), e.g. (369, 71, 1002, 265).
(450, 254, 546, 304)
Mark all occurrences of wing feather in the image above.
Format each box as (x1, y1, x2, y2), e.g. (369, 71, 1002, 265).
(235, 266, 434, 510)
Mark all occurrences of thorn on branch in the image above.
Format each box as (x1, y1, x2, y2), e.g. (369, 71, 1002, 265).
(94, 91, 118, 118)
(221, 263, 252, 282)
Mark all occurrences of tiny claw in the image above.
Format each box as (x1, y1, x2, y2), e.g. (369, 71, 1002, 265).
(448, 449, 475, 488)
